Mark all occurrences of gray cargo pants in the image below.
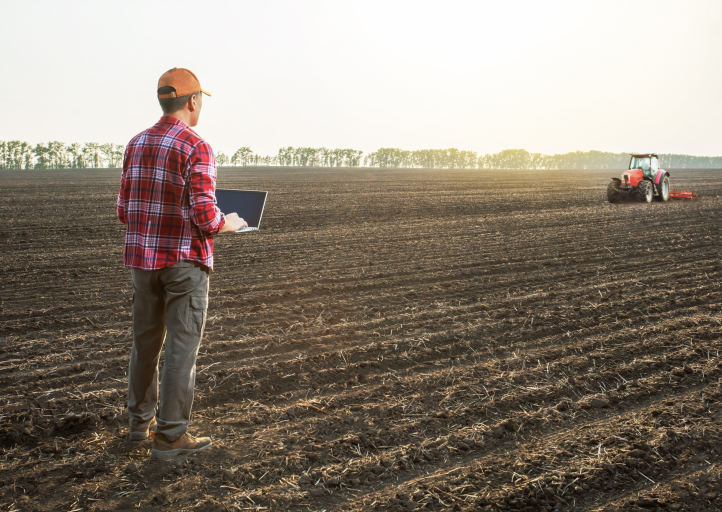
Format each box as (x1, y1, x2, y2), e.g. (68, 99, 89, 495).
(127, 261, 209, 441)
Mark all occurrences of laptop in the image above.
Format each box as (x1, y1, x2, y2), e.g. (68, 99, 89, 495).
(215, 189, 268, 233)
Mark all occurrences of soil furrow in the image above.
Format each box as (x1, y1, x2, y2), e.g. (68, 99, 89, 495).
(0, 168, 720, 511)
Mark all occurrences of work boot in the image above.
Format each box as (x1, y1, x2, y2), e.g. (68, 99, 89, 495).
(129, 417, 157, 441)
(151, 432, 212, 460)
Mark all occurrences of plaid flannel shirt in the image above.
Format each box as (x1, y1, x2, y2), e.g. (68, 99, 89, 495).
(117, 116, 225, 271)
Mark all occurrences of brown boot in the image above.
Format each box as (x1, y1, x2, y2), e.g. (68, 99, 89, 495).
(151, 432, 212, 460)
(129, 417, 157, 441)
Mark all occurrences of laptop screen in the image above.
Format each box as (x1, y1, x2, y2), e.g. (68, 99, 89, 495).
(215, 189, 268, 228)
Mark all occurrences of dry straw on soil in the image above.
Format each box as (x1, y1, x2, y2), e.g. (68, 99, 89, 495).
(1, 167, 721, 511)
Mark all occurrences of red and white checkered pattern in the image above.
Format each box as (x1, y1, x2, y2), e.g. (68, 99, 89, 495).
(117, 116, 225, 271)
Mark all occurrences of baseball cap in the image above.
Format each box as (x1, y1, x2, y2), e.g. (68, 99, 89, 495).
(157, 68, 211, 98)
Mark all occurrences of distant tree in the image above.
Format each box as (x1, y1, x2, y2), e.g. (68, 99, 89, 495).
(277, 147, 293, 166)
(330, 149, 342, 167)
(33, 143, 50, 169)
(306, 148, 321, 166)
(366, 148, 411, 168)
(232, 147, 253, 166)
(67, 143, 83, 168)
(100, 143, 124, 168)
(1, 141, 34, 169)
(21, 142, 34, 169)
(113, 145, 125, 168)
(411, 149, 436, 168)
(22, 145, 33, 169)
(81, 143, 101, 168)
(215, 152, 229, 166)
(46, 141, 68, 168)
(320, 147, 331, 167)
(459, 150, 478, 169)
(330, 149, 362, 167)
(293, 147, 318, 166)
(348, 149, 364, 167)
(529, 152, 544, 169)
(99, 143, 112, 168)
(227, 147, 281, 166)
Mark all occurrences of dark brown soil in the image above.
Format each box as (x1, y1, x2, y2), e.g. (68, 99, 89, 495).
(1, 167, 721, 512)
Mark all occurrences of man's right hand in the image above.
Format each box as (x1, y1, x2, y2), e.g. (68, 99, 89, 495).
(218, 212, 248, 233)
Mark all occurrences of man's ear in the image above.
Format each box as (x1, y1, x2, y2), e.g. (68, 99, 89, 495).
(188, 94, 198, 113)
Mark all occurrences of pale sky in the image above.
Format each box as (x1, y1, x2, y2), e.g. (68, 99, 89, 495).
(1, 0, 720, 157)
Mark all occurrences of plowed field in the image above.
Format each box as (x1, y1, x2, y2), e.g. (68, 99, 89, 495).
(1, 167, 721, 512)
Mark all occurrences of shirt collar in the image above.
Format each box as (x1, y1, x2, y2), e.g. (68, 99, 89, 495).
(158, 115, 189, 129)
(157, 115, 202, 139)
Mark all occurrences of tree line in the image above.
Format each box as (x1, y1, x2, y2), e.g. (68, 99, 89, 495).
(0, 141, 124, 169)
(3, 140, 721, 170)
(212, 147, 365, 168)
(221, 147, 722, 169)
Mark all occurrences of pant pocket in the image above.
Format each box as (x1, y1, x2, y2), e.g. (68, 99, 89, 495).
(189, 294, 208, 335)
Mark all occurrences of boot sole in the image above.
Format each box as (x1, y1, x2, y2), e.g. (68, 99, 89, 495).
(151, 443, 211, 460)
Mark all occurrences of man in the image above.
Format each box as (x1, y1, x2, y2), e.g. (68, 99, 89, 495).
(117, 68, 245, 459)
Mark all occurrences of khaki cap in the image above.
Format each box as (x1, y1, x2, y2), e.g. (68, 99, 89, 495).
(157, 68, 211, 98)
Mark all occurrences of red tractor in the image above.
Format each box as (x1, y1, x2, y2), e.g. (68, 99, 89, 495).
(607, 153, 670, 203)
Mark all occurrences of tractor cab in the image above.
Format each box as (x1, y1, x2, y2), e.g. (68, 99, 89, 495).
(629, 154, 660, 177)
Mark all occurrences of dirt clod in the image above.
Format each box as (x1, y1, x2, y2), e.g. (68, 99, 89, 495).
(590, 398, 610, 409)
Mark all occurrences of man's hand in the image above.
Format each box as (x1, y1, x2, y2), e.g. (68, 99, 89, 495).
(218, 213, 248, 233)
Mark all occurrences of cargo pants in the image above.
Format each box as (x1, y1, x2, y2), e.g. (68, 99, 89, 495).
(127, 261, 209, 441)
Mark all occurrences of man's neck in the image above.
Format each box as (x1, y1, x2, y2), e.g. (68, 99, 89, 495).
(167, 110, 193, 127)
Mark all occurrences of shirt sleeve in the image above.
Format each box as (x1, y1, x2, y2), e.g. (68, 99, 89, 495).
(116, 148, 129, 224)
(188, 141, 225, 235)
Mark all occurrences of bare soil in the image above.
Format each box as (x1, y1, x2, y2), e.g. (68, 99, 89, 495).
(1, 167, 721, 512)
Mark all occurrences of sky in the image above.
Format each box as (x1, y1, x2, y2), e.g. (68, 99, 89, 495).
(1, 0, 721, 157)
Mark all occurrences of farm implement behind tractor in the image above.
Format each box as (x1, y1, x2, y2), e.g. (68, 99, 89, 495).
(608, 153, 699, 204)
(669, 189, 700, 201)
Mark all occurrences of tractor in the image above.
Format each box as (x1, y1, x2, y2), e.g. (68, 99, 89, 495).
(607, 153, 670, 203)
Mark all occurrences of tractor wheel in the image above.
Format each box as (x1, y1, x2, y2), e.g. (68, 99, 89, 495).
(607, 181, 621, 203)
(636, 180, 653, 203)
(655, 175, 670, 202)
